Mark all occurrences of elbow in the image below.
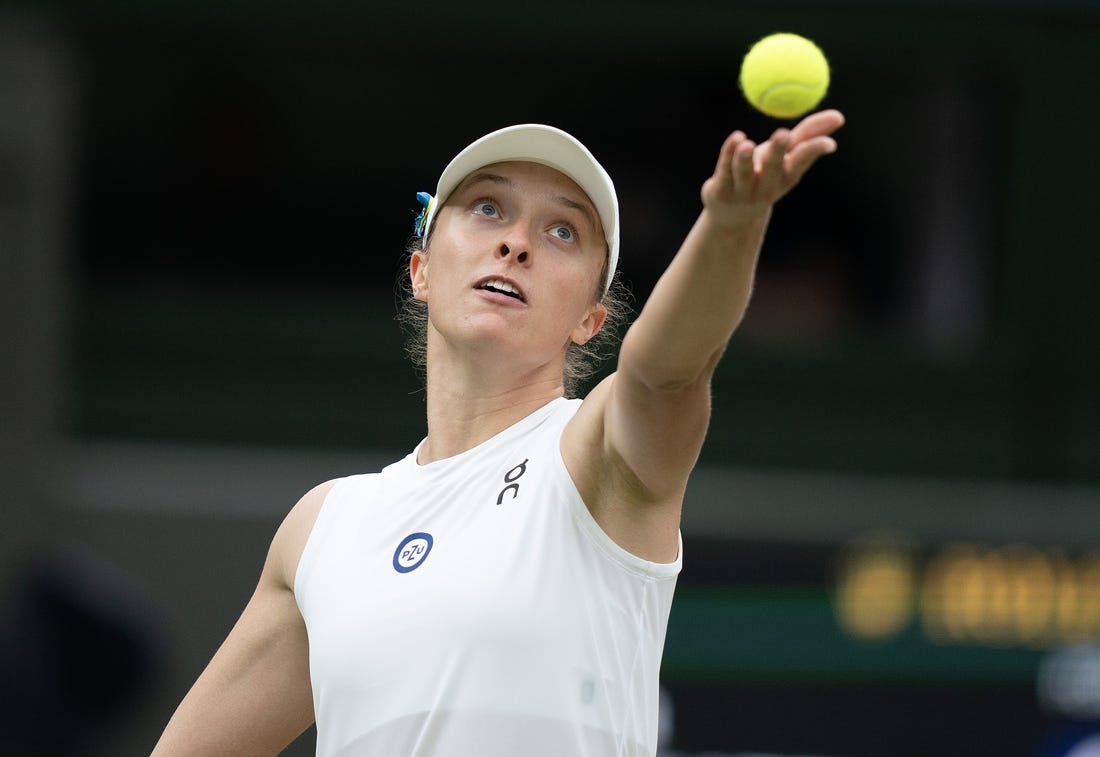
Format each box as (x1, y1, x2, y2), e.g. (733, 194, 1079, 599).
(618, 338, 725, 394)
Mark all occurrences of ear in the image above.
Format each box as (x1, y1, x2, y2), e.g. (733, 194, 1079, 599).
(409, 250, 429, 302)
(570, 303, 607, 346)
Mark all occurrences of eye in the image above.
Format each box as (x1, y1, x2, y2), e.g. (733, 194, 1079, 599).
(472, 200, 499, 218)
(550, 224, 576, 243)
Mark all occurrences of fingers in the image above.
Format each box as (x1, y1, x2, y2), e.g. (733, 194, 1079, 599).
(732, 138, 756, 190)
(783, 136, 838, 185)
(707, 131, 748, 195)
(714, 130, 747, 176)
(754, 111, 842, 194)
(757, 128, 790, 195)
(788, 109, 846, 145)
(711, 110, 844, 204)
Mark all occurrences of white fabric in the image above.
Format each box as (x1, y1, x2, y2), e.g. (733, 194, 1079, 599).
(295, 398, 681, 756)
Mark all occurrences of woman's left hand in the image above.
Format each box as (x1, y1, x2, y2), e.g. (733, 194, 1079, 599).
(701, 108, 846, 231)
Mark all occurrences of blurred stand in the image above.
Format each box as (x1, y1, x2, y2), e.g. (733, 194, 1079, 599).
(0, 16, 71, 598)
(0, 16, 164, 756)
(0, 545, 165, 755)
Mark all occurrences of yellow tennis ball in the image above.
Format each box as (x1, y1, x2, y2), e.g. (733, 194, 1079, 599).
(739, 33, 830, 119)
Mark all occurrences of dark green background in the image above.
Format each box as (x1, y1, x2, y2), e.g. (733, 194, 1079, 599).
(2, 1, 1097, 755)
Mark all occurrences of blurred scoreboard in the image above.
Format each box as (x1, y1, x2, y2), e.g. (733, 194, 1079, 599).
(660, 536, 1100, 755)
(839, 541, 1099, 648)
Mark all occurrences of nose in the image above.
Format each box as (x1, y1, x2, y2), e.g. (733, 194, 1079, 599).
(497, 241, 529, 264)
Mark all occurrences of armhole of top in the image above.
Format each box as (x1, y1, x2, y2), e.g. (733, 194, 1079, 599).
(553, 423, 682, 581)
(292, 476, 349, 606)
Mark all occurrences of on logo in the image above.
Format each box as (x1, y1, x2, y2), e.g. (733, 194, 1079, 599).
(393, 532, 434, 573)
(496, 458, 529, 505)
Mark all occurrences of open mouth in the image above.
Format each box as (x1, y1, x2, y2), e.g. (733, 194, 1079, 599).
(476, 278, 526, 303)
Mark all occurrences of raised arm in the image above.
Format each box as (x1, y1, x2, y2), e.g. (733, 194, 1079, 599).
(622, 110, 844, 390)
(151, 481, 333, 756)
(566, 110, 844, 561)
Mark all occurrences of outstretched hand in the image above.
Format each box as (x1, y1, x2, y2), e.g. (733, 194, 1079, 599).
(701, 109, 845, 230)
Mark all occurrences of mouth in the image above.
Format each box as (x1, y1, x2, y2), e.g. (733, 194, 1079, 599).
(475, 277, 526, 303)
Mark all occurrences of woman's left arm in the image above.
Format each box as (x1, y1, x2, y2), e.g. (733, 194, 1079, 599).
(567, 110, 845, 561)
(622, 110, 844, 394)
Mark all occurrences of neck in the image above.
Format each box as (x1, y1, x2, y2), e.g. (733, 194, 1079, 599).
(418, 335, 565, 464)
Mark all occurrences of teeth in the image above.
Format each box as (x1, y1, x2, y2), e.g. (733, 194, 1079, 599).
(483, 279, 520, 298)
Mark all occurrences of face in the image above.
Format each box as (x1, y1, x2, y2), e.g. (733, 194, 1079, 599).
(409, 161, 608, 372)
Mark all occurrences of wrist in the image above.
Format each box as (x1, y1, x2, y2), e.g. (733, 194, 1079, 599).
(699, 204, 772, 242)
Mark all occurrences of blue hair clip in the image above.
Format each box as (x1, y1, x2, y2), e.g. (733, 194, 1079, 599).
(414, 191, 434, 238)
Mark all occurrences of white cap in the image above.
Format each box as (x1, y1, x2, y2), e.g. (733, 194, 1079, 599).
(418, 124, 619, 294)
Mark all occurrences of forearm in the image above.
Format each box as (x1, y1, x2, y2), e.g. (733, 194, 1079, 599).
(617, 112, 843, 390)
(620, 207, 771, 388)
(152, 580, 314, 756)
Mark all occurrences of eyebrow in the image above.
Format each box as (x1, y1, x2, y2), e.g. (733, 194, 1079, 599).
(553, 195, 599, 237)
(456, 172, 513, 194)
(457, 172, 599, 237)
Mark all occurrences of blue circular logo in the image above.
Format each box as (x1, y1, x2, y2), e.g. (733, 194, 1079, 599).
(393, 532, 434, 573)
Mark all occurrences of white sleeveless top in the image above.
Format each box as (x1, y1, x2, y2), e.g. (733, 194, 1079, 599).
(294, 397, 682, 756)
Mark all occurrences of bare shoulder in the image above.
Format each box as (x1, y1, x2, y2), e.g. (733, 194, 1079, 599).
(268, 479, 340, 591)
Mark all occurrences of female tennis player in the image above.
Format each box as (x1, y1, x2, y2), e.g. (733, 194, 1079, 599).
(152, 109, 844, 756)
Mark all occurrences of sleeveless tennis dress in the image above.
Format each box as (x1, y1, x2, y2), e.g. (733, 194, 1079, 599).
(295, 397, 682, 756)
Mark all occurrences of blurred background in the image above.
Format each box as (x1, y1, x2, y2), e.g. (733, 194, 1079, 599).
(1, 0, 1098, 754)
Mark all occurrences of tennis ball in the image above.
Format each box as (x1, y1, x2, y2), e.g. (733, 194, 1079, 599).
(739, 33, 830, 119)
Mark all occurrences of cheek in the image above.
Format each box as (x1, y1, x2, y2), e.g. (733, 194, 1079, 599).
(554, 284, 599, 335)
(569, 259, 604, 309)
(424, 243, 468, 289)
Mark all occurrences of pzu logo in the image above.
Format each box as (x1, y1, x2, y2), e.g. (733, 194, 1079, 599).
(496, 458, 529, 505)
(393, 532, 433, 573)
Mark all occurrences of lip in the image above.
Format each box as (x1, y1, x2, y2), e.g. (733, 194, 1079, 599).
(472, 275, 527, 305)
